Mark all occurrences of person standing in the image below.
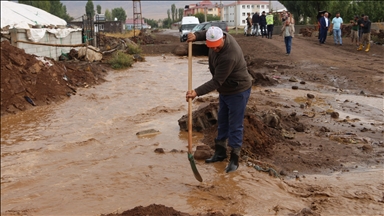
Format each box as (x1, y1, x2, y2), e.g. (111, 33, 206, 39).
(357, 15, 371, 52)
(252, 12, 260, 36)
(357, 14, 365, 42)
(317, 13, 324, 42)
(186, 26, 253, 173)
(259, 11, 267, 38)
(246, 13, 252, 36)
(280, 19, 295, 55)
(266, 11, 274, 39)
(332, 12, 343, 45)
(319, 12, 329, 44)
(351, 15, 359, 46)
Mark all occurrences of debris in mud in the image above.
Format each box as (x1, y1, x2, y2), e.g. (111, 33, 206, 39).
(248, 69, 279, 86)
(289, 76, 299, 82)
(136, 129, 160, 136)
(101, 204, 190, 216)
(292, 86, 299, 90)
(178, 103, 219, 132)
(154, 148, 165, 154)
(307, 93, 315, 99)
(330, 111, 339, 119)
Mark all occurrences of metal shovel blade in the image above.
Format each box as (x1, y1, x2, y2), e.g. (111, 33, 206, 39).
(188, 153, 203, 182)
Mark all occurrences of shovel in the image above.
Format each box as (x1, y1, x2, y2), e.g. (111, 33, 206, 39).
(187, 41, 203, 182)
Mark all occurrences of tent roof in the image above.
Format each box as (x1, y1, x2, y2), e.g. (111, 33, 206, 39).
(1, 1, 67, 29)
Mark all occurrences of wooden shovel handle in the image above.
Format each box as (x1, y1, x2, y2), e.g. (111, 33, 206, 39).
(188, 42, 193, 153)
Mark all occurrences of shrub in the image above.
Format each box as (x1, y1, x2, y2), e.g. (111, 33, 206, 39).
(108, 51, 133, 69)
(127, 43, 142, 55)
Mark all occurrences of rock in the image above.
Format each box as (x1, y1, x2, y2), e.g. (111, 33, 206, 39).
(154, 148, 165, 153)
(362, 144, 373, 152)
(194, 149, 211, 160)
(331, 112, 339, 118)
(290, 112, 297, 117)
(279, 170, 287, 176)
(360, 90, 365, 95)
(360, 127, 369, 132)
(28, 63, 42, 74)
(307, 93, 315, 99)
(136, 129, 160, 136)
(282, 129, 295, 139)
(9, 78, 25, 94)
(292, 86, 299, 90)
(170, 149, 179, 153)
(196, 145, 211, 151)
(172, 44, 188, 56)
(289, 76, 298, 82)
(294, 123, 305, 132)
(300, 81, 306, 84)
(263, 111, 281, 129)
(320, 126, 330, 132)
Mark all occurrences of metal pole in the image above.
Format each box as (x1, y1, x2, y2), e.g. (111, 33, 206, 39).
(204, 7, 207, 22)
(235, 0, 238, 34)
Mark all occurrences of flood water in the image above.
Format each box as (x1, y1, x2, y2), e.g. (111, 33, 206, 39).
(1, 56, 383, 215)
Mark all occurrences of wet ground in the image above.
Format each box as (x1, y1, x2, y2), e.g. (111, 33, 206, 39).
(2, 54, 383, 215)
(2, 28, 384, 215)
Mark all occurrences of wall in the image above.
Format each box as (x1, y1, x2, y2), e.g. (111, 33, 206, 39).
(11, 29, 82, 60)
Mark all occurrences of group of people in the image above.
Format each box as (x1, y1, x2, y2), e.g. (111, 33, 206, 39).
(245, 11, 276, 39)
(318, 12, 372, 51)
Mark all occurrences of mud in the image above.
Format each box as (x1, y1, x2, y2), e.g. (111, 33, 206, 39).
(1, 30, 384, 215)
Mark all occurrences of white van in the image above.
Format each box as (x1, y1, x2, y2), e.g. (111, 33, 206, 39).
(179, 16, 199, 42)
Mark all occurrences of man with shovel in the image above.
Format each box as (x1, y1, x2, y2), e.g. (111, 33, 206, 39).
(185, 26, 253, 173)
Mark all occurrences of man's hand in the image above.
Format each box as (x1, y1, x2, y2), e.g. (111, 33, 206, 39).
(187, 33, 196, 42)
(186, 90, 197, 102)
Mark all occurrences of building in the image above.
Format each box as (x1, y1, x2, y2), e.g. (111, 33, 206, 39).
(125, 18, 150, 30)
(184, 0, 222, 18)
(222, 1, 271, 27)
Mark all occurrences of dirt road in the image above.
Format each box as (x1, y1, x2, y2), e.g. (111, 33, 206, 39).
(1, 30, 383, 215)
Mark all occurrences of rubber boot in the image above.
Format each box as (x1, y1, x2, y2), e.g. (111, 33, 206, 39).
(365, 43, 370, 52)
(357, 44, 363, 51)
(225, 147, 240, 173)
(205, 139, 227, 163)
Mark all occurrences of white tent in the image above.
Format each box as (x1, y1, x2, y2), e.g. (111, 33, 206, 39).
(1, 1, 67, 29)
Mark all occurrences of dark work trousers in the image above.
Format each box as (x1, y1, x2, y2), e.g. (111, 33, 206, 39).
(285, 36, 292, 54)
(267, 25, 274, 39)
(216, 88, 251, 149)
(260, 25, 266, 37)
(319, 27, 328, 43)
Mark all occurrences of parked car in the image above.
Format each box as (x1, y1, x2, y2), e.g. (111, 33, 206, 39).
(181, 21, 228, 42)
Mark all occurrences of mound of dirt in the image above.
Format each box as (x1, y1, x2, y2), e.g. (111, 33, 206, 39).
(101, 204, 232, 216)
(0, 40, 108, 116)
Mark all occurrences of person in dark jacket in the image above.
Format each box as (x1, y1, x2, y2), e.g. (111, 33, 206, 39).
(186, 26, 253, 173)
(357, 14, 364, 42)
(259, 11, 267, 38)
(252, 12, 260, 36)
(319, 12, 329, 44)
(357, 15, 371, 52)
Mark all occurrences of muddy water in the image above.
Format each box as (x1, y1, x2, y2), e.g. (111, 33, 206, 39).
(1, 56, 383, 215)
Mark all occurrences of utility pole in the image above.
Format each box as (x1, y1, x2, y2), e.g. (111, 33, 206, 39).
(204, 7, 207, 22)
(269, 0, 272, 13)
(220, 0, 223, 21)
(133, 0, 143, 37)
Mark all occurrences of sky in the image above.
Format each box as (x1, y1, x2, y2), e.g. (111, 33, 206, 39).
(62, 1, 285, 20)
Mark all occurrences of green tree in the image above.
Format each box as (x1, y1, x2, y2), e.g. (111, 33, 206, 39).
(112, 7, 127, 21)
(171, 4, 176, 22)
(194, 13, 220, 23)
(144, 18, 158, 28)
(167, 9, 171, 21)
(96, 5, 101, 14)
(105, 9, 112, 21)
(163, 18, 172, 28)
(178, 8, 184, 21)
(85, 0, 95, 18)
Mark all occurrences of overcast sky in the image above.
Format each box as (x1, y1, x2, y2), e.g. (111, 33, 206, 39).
(62, 1, 285, 20)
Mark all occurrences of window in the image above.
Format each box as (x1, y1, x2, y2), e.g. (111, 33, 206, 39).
(242, 20, 245, 24)
(247, 5, 250, 9)
(251, 5, 254, 8)
(261, 5, 265, 9)
(242, 12, 245, 16)
(99, 24, 104, 30)
(257, 5, 260, 8)
(251, 12, 254, 15)
(242, 5, 245, 9)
